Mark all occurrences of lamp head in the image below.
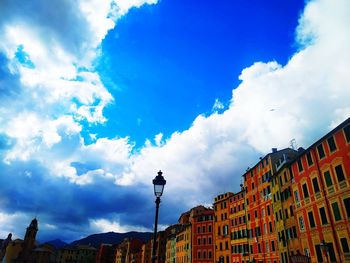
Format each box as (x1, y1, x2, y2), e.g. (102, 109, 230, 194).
(153, 170, 166, 197)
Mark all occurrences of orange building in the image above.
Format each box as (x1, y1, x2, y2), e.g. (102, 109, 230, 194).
(214, 192, 233, 263)
(291, 117, 350, 262)
(229, 189, 249, 263)
(243, 148, 297, 263)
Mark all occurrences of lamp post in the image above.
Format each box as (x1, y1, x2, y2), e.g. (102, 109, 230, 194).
(320, 240, 329, 263)
(152, 171, 166, 263)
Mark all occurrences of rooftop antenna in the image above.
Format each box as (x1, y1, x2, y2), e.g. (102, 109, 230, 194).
(290, 139, 297, 150)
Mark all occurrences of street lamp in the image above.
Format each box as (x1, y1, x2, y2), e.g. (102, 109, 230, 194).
(152, 170, 166, 263)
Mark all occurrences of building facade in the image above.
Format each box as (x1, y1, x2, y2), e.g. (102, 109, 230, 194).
(191, 206, 214, 263)
(229, 190, 249, 263)
(243, 148, 298, 263)
(291, 118, 350, 262)
(214, 192, 233, 263)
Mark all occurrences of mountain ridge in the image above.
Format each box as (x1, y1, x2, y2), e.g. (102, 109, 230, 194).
(68, 231, 153, 248)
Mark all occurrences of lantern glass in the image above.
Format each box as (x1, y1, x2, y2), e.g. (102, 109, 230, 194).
(153, 171, 166, 197)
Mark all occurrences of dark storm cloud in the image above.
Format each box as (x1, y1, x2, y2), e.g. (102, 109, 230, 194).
(0, 158, 157, 242)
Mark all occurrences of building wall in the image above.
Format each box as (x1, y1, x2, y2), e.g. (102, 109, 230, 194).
(230, 189, 249, 263)
(176, 225, 191, 263)
(271, 162, 301, 263)
(244, 148, 298, 263)
(142, 240, 152, 263)
(292, 119, 350, 263)
(192, 208, 214, 263)
(229, 190, 249, 263)
(214, 192, 233, 263)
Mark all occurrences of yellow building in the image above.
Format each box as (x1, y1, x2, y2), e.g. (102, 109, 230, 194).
(175, 224, 191, 263)
(271, 154, 300, 263)
(214, 192, 233, 263)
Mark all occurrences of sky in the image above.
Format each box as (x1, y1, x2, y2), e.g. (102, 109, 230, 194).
(0, 0, 350, 243)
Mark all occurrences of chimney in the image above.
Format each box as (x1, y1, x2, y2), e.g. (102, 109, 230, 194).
(272, 148, 277, 153)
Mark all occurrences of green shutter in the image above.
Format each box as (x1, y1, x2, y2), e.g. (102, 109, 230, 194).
(332, 202, 341, 221)
(324, 171, 333, 187)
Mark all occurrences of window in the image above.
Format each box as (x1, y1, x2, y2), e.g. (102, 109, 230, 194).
(344, 124, 350, 143)
(262, 208, 265, 217)
(317, 144, 325, 159)
(290, 206, 294, 216)
(197, 251, 201, 259)
(302, 183, 309, 198)
(254, 210, 258, 218)
(197, 227, 201, 233)
(198, 238, 201, 245)
(312, 177, 320, 193)
(266, 241, 269, 252)
(285, 209, 289, 219)
(252, 182, 254, 190)
(344, 197, 350, 218)
(292, 226, 297, 238)
(208, 251, 212, 259)
(299, 216, 305, 230)
(319, 207, 328, 225)
(306, 152, 313, 166)
(208, 237, 212, 244)
(284, 172, 288, 183)
(269, 222, 273, 233)
(223, 225, 229, 235)
(308, 211, 316, 228)
(267, 205, 271, 215)
(324, 171, 333, 187)
(341, 238, 350, 253)
(335, 164, 345, 182)
(271, 240, 275, 251)
(208, 225, 212, 232)
(258, 243, 261, 253)
(327, 136, 337, 152)
(202, 226, 206, 233)
(203, 251, 206, 259)
(331, 202, 342, 221)
(294, 190, 299, 202)
(297, 159, 303, 172)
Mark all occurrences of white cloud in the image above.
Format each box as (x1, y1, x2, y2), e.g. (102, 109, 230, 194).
(1, 0, 350, 241)
(112, 0, 350, 207)
(212, 98, 225, 112)
(90, 218, 150, 233)
(0, 212, 29, 239)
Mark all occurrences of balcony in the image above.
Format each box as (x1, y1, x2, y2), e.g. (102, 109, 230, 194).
(340, 180, 347, 189)
(328, 186, 335, 194)
(315, 192, 321, 199)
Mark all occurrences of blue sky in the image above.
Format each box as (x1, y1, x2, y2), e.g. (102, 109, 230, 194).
(96, 0, 303, 146)
(0, 0, 350, 242)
